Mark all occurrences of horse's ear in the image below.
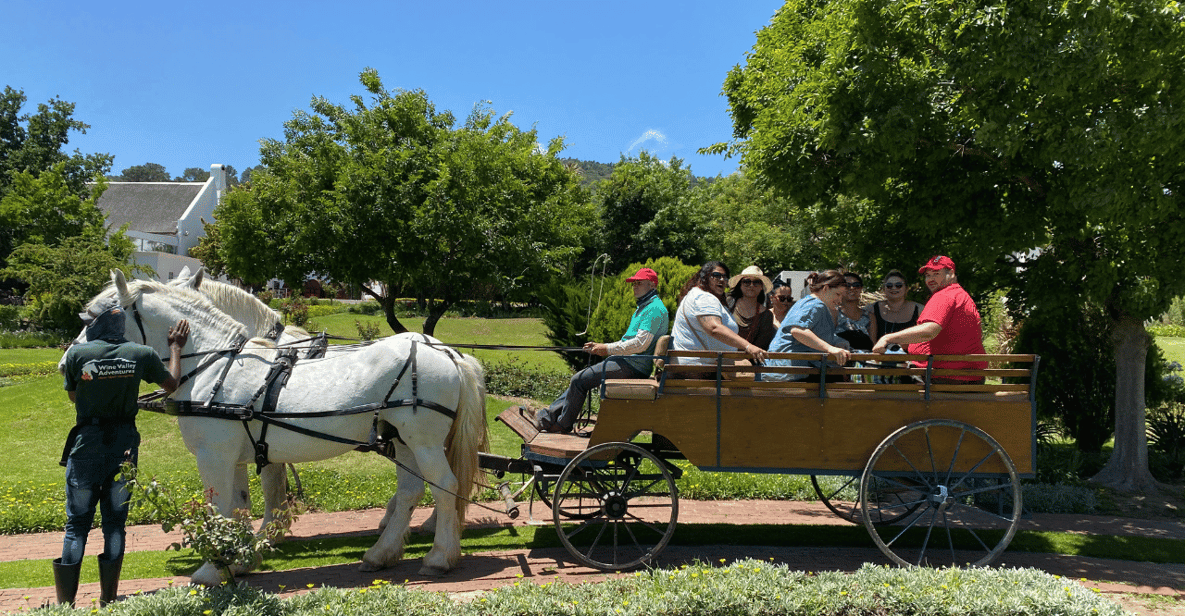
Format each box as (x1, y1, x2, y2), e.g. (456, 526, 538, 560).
(176, 265, 192, 282)
(112, 269, 131, 303)
(191, 267, 206, 289)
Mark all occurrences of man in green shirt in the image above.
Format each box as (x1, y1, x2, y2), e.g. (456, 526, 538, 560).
(537, 268, 669, 434)
(56, 297, 188, 606)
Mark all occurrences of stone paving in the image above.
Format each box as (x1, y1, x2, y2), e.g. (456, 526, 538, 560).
(2, 501, 1182, 612)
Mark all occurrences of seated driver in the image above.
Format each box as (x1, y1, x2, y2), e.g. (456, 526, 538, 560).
(536, 268, 669, 434)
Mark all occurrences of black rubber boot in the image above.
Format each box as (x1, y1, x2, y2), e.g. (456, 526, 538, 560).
(52, 558, 81, 607)
(98, 554, 123, 606)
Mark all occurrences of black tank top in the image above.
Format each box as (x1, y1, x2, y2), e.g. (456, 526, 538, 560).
(874, 302, 920, 336)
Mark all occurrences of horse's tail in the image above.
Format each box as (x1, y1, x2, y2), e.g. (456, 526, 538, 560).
(447, 353, 488, 524)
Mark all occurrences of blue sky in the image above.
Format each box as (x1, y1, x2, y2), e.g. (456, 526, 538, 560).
(4, 1, 783, 180)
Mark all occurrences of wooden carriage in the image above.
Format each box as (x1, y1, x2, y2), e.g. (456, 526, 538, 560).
(490, 343, 1039, 571)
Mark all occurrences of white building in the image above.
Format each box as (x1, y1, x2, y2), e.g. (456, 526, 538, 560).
(95, 164, 229, 282)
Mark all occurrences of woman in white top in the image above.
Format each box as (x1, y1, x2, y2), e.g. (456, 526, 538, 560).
(671, 261, 766, 376)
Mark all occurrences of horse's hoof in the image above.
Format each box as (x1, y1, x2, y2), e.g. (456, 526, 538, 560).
(358, 561, 385, 573)
(418, 564, 448, 577)
(190, 564, 225, 587)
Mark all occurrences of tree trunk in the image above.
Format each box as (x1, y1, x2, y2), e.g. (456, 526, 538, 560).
(422, 300, 451, 337)
(361, 284, 408, 334)
(1089, 314, 1163, 492)
(383, 296, 409, 334)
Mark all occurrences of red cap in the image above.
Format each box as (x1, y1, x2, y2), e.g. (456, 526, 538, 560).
(625, 267, 658, 284)
(918, 255, 956, 274)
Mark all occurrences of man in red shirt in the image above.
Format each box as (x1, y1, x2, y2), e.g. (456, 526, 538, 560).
(871, 256, 986, 383)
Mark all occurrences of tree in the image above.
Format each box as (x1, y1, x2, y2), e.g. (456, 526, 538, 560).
(693, 171, 826, 275)
(714, 0, 1185, 492)
(214, 69, 593, 335)
(116, 162, 170, 182)
(188, 218, 227, 278)
(1, 86, 113, 203)
(223, 164, 239, 187)
(0, 164, 107, 263)
(1, 228, 138, 330)
(596, 152, 706, 266)
(177, 167, 210, 182)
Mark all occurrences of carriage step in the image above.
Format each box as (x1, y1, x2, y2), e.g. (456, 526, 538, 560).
(495, 406, 540, 443)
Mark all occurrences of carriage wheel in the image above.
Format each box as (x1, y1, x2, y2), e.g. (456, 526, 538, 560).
(552, 442, 678, 571)
(810, 475, 919, 526)
(860, 419, 1022, 568)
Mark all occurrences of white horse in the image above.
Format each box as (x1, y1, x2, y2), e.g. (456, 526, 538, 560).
(164, 268, 470, 534)
(84, 271, 488, 585)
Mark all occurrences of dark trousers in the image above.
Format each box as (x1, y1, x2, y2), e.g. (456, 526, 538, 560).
(537, 357, 644, 431)
(62, 453, 134, 565)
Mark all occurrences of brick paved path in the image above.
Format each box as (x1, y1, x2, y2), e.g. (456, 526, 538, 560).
(2, 501, 1182, 612)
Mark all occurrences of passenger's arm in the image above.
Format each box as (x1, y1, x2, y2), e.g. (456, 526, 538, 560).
(592, 330, 654, 357)
(790, 327, 851, 365)
(871, 321, 941, 353)
(697, 315, 766, 363)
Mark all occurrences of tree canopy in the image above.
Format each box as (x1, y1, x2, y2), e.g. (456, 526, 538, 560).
(715, 0, 1185, 491)
(114, 162, 171, 182)
(595, 152, 706, 267)
(0, 86, 116, 304)
(214, 69, 593, 335)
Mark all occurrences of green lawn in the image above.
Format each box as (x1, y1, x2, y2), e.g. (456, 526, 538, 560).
(1157, 335, 1185, 367)
(311, 313, 568, 373)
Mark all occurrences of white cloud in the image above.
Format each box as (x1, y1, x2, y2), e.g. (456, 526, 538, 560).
(627, 129, 668, 153)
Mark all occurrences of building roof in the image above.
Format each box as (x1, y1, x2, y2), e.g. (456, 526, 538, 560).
(97, 182, 204, 235)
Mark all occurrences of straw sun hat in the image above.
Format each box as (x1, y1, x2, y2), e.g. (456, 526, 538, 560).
(728, 265, 773, 294)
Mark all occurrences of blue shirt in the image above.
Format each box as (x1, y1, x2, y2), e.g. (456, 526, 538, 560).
(766, 295, 842, 381)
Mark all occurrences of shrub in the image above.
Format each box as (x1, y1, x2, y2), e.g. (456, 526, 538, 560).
(483, 357, 570, 400)
(281, 297, 309, 327)
(1148, 402, 1185, 482)
(1149, 323, 1185, 338)
(256, 289, 274, 305)
(0, 305, 19, 330)
(536, 279, 596, 370)
(348, 301, 382, 316)
(355, 320, 381, 341)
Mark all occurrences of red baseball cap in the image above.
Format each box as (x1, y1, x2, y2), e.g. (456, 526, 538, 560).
(918, 255, 956, 273)
(625, 267, 658, 284)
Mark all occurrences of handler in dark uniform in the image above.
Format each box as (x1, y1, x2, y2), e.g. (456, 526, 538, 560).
(56, 297, 188, 606)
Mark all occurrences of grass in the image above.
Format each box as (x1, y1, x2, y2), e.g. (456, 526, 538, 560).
(311, 313, 570, 373)
(1159, 336, 1185, 367)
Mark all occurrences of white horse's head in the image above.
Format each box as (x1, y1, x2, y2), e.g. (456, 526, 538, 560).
(167, 267, 284, 339)
(83, 270, 250, 358)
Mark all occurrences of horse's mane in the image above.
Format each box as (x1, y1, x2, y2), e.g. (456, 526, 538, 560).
(94, 278, 249, 341)
(192, 279, 283, 336)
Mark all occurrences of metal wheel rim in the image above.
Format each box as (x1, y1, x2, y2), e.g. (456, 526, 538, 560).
(811, 474, 919, 526)
(552, 442, 679, 571)
(860, 419, 1022, 568)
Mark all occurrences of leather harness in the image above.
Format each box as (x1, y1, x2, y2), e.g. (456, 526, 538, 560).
(130, 300, 460, 473)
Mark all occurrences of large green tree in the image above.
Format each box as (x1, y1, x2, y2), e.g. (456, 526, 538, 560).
(215, 69, 592, 335)
(114, 162, 171, 182)
(0, 86, 114, 299)
(595, 152, 706, 266)
(0, 86, 112, 203)
(694, 171, 827, 275)
(715, 0, 1185, 491)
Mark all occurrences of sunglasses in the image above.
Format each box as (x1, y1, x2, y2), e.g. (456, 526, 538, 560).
(883, 282, 905, 289)
(773, 296, 793, 303)
(845, 282, 863, 288)
(708, 272, 727, 280)
(740, 279, 763, 286)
